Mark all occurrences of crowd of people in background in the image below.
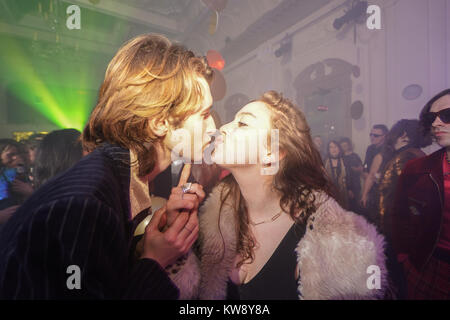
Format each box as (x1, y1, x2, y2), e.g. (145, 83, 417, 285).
(311, 89, 450, 299)
(0, 130, 83, 228)
(313, 121, 431, 234)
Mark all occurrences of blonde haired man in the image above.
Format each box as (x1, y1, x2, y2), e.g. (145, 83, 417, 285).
(0, 34, 216, 299)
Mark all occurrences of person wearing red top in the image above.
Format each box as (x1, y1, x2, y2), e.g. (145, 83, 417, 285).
(392, 88, 450, 299)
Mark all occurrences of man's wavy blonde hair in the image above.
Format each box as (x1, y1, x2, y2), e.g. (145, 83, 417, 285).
(81, 33, 213, 175)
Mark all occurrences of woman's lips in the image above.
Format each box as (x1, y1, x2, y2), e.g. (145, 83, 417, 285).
(214, 135, 224, 146)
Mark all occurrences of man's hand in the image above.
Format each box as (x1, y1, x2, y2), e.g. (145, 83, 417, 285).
(0, 205, 19, 224)
(166, 184, 205, 227)
(165, 164, 205, 227)
(348, 190, 354, 199)
(11, 180, 34, 197)
(140, 206, 199, 268)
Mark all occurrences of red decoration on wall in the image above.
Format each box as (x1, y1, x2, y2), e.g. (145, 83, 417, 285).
(206, 50, 225, 70)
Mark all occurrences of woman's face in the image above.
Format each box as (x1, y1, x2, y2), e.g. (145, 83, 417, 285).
(212, 101, 273, 168)
(28, 146, 37, 164)
(394, 132, 409, 150)
(328, 142, 340, 158)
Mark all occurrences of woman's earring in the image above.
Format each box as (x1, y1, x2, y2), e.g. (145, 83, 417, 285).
(261, 153, 279, 176)
(262, 154, 273, 166)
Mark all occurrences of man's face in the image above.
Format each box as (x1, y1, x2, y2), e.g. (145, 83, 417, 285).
(165, 77, 216, 162)
(430, 94, 450, 148)
(313, 137, 322, 149)
(370, 128, 385, 146)
(340, 141, 350, 154)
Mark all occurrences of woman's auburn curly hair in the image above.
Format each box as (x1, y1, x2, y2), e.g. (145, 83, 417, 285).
(219, 90, 339, 267)
(81, 33, 213, 176)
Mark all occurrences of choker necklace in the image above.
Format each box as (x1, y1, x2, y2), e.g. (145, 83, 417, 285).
(250, 210, 283, 226)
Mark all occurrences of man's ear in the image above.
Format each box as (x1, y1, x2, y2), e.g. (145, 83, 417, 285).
(148, 117, 169, 138)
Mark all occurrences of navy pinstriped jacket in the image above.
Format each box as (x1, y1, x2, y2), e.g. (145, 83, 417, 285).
(0, 144, 179, 299)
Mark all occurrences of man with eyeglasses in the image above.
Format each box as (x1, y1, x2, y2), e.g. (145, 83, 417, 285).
(363, 124, 388, 174)
(392, 88, 450, 299)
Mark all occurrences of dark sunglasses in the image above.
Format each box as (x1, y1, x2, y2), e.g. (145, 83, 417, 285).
(370, 133, 384, 138)
(422, 108, 450, 126)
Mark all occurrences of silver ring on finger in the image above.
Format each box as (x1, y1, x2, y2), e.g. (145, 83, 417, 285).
(181, 182, 192, 194)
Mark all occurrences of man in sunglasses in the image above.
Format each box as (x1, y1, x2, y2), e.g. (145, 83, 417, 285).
(392, 88, 450, 299)
(363, 124, 388, 174)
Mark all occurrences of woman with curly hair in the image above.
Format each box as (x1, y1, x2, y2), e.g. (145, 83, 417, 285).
(171, 91, 388, 300)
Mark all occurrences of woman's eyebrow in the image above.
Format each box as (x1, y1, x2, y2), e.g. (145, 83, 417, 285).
(236, 112, 256, 118)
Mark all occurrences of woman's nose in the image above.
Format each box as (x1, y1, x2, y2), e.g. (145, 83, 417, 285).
(219, 121, 234, 136)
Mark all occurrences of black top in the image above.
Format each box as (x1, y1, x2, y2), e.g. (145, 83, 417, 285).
(236, 223, 306, 300)
(364, 144, 382, 172)
(343, 152, 363, 197)
(0, 144, 179, 299)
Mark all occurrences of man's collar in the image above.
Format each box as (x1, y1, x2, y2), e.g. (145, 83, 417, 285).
(129, 149, 152, 220)
(99, 143, 152, 221)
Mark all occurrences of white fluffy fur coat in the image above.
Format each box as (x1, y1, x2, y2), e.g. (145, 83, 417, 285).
(170, 184, 388, 300)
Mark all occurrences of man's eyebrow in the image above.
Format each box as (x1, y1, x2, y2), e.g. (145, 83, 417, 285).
(236, 112, 256, 118)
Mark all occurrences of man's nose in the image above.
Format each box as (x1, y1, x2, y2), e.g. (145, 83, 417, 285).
(205, 118, 217, 137)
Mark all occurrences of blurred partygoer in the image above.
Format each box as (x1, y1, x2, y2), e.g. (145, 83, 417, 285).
(392, 89, 450, 299)
(24, 133, 45, 167)
(378, 119, 432, 239)
(375, 119, 432, 300)
(33, 129, 83, 190)
(0, 139, 27, 210)
(324, 140, 349, 209)
(363, 124, 388, 174)
(339, 137, 363, 214)
(361, 125, 389, 226)
(313, 135, 326, 161)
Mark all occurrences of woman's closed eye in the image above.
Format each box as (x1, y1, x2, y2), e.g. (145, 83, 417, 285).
(238, 121, 248, 127)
